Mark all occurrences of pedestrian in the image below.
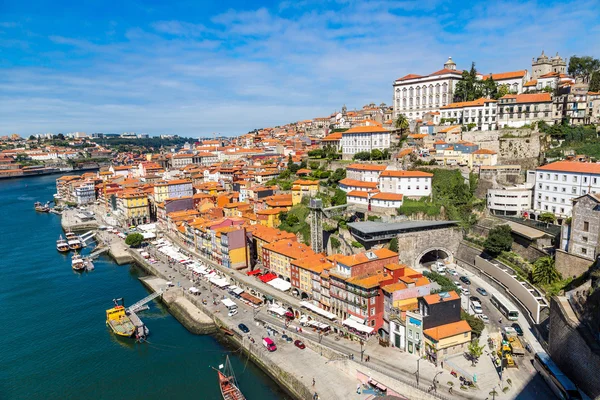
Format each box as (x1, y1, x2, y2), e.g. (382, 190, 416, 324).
(312, 378, 315, 386)
(449, 386, 453, 394)
(441, 361, 444, 369)
(356, 383, 361, 394)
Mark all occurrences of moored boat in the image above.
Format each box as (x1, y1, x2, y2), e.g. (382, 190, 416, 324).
(71, 252, 85, 271)
(56, 235, 70, 252)
(68, 238, 83, 250)
(34, 201, 50, 212)
(216, 356, 246, 400)
(106, 298, 136, 337)
(84, 257, 95, 271)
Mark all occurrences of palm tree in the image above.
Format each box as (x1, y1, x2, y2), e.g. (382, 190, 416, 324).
(532, 256, 561, 285)
(394, 114, 409, 146)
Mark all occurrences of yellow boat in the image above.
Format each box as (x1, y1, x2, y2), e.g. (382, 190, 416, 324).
(106, 298, 136, 338)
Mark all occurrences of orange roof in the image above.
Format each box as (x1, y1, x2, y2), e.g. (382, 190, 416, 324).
(291, 254, 334, 274)
(440, 97, 497, 109)
(524, 79, 537, 87)
(346, 270, 391, 289)
(338, 178, 378, 189)
(422, 291, 460, 305)
(371, 192, 404, 201)
(539, 72, 560, 79)
(293, 179, 319, 186)
(396, 73, 424, 81)
(397, 148, 414, 158)
(423, 320, 471, 341)
(379, 170, 433, 178)
(438, 125, 461, 133)
(500, 93, 551, 103)
(538, 161, 600, 174)
(249, 225, 296, 243)
(322, 132, 343, 141)
(347, 190, 371, 198)
(263, 239, 314, 260)
(409, 134, 428, 139)
(343, 126, 389, 134)
(167, 179, 192, 185)
(334, 248, 398, 267)
(473, 149, 497, 155)
(482, 70, 527, 81)
(347, 163, 387, 171)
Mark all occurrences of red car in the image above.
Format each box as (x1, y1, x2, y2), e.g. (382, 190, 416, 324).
(294, 340, 305, 349)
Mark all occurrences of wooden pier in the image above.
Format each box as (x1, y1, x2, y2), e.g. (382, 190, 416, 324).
(126, 309, 148, 338)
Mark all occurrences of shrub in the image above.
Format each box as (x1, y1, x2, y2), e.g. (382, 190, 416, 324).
(484, 225, 513, 256)
(351, 241, 364, 248)
(125, 233, 144, 248)
(330, 237, 341, 249)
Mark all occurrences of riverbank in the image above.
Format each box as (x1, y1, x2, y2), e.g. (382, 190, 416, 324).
(61, 208, 99, 232)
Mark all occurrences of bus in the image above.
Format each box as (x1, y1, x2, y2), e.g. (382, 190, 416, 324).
(490, 293, 519, 320)
(533, 352, 582, 400)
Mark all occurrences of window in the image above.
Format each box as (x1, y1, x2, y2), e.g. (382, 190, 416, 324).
(583, 236, 588, 243)
(408, 329, 413, 339)
(573, 176, 578, 183)
(562, 188, 566, 192)
(370, 308, 375, 316)
(416, 332, 420, 341)
(553, 187, 557, 192)
(584, 177, 588, 183)
(370, 296, 375, 305)
(582, 248, 588, 255)
(584, 221, 589, 232)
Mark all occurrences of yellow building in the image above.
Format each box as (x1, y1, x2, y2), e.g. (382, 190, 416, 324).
(256, 208, 285, 228)
(470, 149, 498, 168)
(117, 192, 150, 226)
(263, 239, 314, 280)
(153, 181, 169, 203)
(248, 225, 296, 264)
(292, 179, 319, 204)
(291, 254, 334, 299)
(423, 320, 472, 357)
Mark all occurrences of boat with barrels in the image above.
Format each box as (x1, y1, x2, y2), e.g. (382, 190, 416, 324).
(215, 356, 246, 400)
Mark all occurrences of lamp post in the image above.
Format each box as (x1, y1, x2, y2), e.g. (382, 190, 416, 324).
(416, 358, 420, 386)
(360, 339, 365, 362)
(433, 371, 443, 393)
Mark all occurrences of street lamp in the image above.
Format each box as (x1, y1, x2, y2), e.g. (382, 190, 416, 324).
(433, 371, 443, 393)
(416, 358, 420, 386)
(360, 339, 365, 362)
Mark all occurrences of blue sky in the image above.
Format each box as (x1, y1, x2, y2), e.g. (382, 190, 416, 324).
(1, 0, 599, 136)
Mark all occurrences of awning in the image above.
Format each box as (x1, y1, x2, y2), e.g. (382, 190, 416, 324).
(210, 276, 229, 288)
(189, 287, 200, 294)
(299, 301, 337, 321)
(240, 292, 263, 305)
(221, 298, 237, 308)
(247, 270, 262, 276)
(368, 379, 387, 392)
(268, 305, 287, 316)
(141, 232, 156, 239)
(342, 318, 374, 334)
(259, 273, 277, 283)
(231, 287, 244, 295)
(267, 278, 292, 291)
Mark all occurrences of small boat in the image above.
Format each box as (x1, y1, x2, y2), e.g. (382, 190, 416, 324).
(215, 356, 246, 400)
(65, 232, 83, 250)
(34, 201, 50, 212)
(220, 327, 234, 336)
(84, 257, 95, 271)
(71, 252, 85, 271)
(106, 298, 136, 338)
(56, 235, 70, 252)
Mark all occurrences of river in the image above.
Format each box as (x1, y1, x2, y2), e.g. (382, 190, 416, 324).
(0, 174, 286, 400)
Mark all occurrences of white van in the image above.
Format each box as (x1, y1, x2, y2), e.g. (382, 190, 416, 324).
(471, 302, 483, 314)
(228, 309, 238, 317)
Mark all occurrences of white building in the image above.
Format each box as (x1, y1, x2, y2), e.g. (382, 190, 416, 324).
(393, 57, 463, 120)
(370, 192, 404, 208)
(377, 170, 433, 198)
(497, 93, 553, 128)
(341, 126, 391, 160)
(487, 184, 533, 216)
(534, 161, 600, 219)
(166, 179, 193, 200)
(74, 182, 96, 205)
(346, 164, 387, 182)
(439, 98, 498, 131)
(172, 153, 194, 168)
(193, 152, 218, 166)
(480, 70, 530, 94)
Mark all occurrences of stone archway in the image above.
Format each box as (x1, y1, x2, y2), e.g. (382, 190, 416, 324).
(301, 292, 309, 300)
(416, 247, 453, 267)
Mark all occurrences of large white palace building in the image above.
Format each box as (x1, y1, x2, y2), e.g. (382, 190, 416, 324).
(393, 57, 463, 120)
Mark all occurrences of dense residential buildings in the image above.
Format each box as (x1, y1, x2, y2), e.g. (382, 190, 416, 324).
(439, 98, 498, 131)
(481, 70, 530, 94)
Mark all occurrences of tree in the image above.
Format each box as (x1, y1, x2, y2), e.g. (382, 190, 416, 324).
(590, 71, 600, 92)
(57, 133, 65, 140)
(454, 62, 483, 102)
(28, 135, 35, 141)
(370, 149, 383, 160)
(496, 85, 509, 99)
(279, 169, 291, 179)
(353, 151, 371, 161)
(328, 168, 346, 185)
(389, 237, 398, 253)
(125, 233, 144, 248)
(330, 236, 341, 250)
(286, 213, 300, 225)
(484, 225, 513, 256)
(568, 55, 600, 83)
(532, 256, 561, 285)
(482, 75, 498, 99)
(461, 310, 485, 337)
(539, 212, 556, 224)
(468, 339, 484, 366)
(331, 188, 347, 206)
(287, 154, 293, 170)
(394, 114, 409, 144)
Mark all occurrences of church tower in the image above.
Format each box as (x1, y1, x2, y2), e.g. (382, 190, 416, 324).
(444, 56, 457, 71)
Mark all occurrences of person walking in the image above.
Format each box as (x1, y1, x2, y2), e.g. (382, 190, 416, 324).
(312, 378, 315, 387)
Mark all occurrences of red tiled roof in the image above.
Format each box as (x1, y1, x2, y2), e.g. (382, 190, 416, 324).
(344, 126, 389, 134)
(482, 70, 527, 81)
(379, 170, 433, 178)
(500, 93, 552, 103)
(538, 161, 600, 174)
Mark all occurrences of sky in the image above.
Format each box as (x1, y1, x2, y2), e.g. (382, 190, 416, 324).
(1, 0, 599, 137)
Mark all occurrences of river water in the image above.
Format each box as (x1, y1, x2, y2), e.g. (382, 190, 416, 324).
(0, 174, 286, 400)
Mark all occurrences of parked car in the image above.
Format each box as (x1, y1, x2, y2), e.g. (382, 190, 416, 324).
(476, 287, 488, 296)
(477, 314, 489, 323)
(238, 323, 249, 333)
(262, 337, 277, 352)
(228, 309, 238, 317)
(512, 323, 524, 336)
(447, 268, 458, 276)
(469, 296, 481, 304)
(461, 286, 470, 296)
(294, 340, 306, 349)
(459, 276, 471, 285)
